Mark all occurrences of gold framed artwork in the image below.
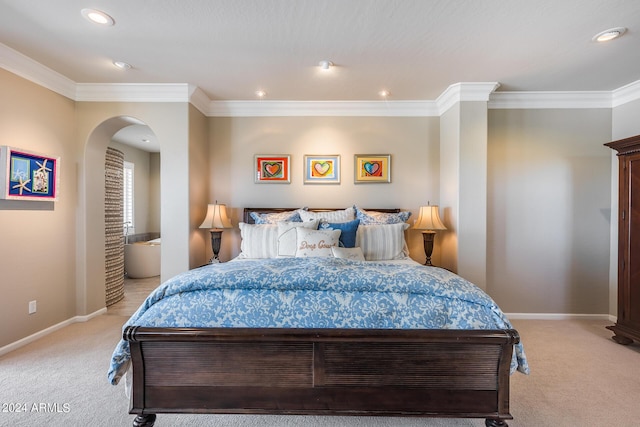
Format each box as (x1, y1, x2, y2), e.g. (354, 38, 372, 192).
(304, 155, 340, 184)
(254, 155, 291, 183)
(354, 154, 391, 183)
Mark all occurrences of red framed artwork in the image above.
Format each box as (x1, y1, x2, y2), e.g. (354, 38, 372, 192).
(254, 155, 291, 184)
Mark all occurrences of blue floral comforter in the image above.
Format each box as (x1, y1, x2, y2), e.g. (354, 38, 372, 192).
(108, 257, 529, 385)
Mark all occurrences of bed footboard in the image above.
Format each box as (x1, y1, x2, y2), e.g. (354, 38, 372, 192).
(125, 327, 519, 426)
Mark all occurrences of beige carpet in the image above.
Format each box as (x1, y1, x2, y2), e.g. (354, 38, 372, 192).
(1, 316, 639, 427)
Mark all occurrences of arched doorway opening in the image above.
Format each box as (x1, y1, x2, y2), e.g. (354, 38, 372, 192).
(79, 116, 160, 312)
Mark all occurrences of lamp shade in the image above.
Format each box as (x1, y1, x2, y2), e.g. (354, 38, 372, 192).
(413, 205, 446, 231)
(199, 204, 232, 230)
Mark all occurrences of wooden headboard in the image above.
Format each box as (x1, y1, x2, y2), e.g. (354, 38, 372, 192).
(243, 207, 401, 224)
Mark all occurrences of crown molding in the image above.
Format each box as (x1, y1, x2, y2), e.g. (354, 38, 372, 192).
(612, 80, 640, 108)
(0, 42, 76, 99)
(489, 91, 613, 109)
(188, 85, 211, 116)
(207, 100, 439, 117)
(75, 83, 191, 102)
(436, 82, 501, 114)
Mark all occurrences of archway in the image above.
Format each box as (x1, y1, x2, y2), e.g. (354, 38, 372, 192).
(78, 116, 161, 313)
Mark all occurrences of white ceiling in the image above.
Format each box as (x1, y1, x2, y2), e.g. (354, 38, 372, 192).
(1, 0, 639, 103)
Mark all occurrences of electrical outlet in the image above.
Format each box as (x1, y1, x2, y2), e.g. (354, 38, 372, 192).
(29, 300, 37, 314)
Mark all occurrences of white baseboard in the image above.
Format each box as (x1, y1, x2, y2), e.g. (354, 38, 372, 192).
(0, 308, 107, 357)
(506, 312, 614, 321)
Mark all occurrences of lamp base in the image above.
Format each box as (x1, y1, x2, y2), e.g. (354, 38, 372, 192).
(208, 229, 223, 264)
(422, 231, 436, 266)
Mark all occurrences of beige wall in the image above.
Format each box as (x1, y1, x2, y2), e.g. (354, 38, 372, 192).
(0, 69, 77, 347)
(439, 104, 460, 273)
(439, 101, 490, 289)
(209, 116, 441, 262)
(188, 104, 210, 268)
(488, 108, 612, 314)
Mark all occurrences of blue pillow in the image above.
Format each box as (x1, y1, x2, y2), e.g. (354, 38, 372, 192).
(319, 219, 360, 248)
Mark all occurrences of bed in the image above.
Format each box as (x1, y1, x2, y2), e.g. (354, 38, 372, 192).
(108, 207, 529, 427)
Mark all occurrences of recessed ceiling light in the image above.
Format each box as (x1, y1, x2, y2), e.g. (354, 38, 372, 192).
(81, 8, 115, 26)
(379, 90, 390, 98)
(113, 61, 132, 70)
(592, 27, 626, 42)
(319, 60, 334, 70)
(255, 90, 266, 98)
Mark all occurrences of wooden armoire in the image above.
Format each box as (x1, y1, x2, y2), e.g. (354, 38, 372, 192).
(605, 135, 640, 344)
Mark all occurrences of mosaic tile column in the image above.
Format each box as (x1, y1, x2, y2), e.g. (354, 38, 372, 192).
(105, 147, 125, 306)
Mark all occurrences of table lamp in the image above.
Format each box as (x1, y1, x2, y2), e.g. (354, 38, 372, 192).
(199, 202, 232, 263)
(413, 203, 447, 266)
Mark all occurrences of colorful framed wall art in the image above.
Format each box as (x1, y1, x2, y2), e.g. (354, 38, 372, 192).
(254, 154, 291, 183)
(0, 146, 60, 201)
(354, 154, 391, 183)
(304, 155, 340, 184)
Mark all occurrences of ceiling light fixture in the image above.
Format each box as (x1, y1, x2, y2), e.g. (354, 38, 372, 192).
(592, 27, 627, 42)
(81, 8, 115, 26)
(319, 60, 333, 70)
(255, 90, 266, 98)
(113, 61, 132, 70)
(379, 90, 390, 98)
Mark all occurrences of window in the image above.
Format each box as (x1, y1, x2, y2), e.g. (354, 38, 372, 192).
(123, 161, 134, 235)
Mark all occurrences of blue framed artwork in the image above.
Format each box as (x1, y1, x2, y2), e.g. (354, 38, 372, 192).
(0, 146, 60, 201)
(303, 155, 340, 184)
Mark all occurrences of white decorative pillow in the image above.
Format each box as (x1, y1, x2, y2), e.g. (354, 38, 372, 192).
(356, 223, 410, 261)
(295, 228, 341, 257)
(299, 207, 355, 223)
(277, 220, 319, 257)
(238, 222, 278, 258)
(331, 246, 365, 261)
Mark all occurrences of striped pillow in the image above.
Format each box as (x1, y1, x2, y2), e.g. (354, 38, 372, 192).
(356, 223, 409, 261)
(238, 223, 278, 258)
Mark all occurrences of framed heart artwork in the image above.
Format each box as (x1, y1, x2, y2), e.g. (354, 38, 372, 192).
(254, 155, 291, 183)
(354, 154, 391, 183)
(303, 155, 340, 184)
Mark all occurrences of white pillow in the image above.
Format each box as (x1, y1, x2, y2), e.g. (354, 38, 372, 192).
(356, 223, 409, 261)
(277, 220, 319, 257)
(295, 228, 341, 257)
(331, 246, 365, 261)
(299, 207, 355, 223)
(238, 223, 278, 258)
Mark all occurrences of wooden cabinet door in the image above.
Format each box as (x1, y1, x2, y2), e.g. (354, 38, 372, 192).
(622, 153, 640, 327)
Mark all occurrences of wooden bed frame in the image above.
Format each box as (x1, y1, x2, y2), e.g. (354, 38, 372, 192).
(123, 208, 520, 427)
